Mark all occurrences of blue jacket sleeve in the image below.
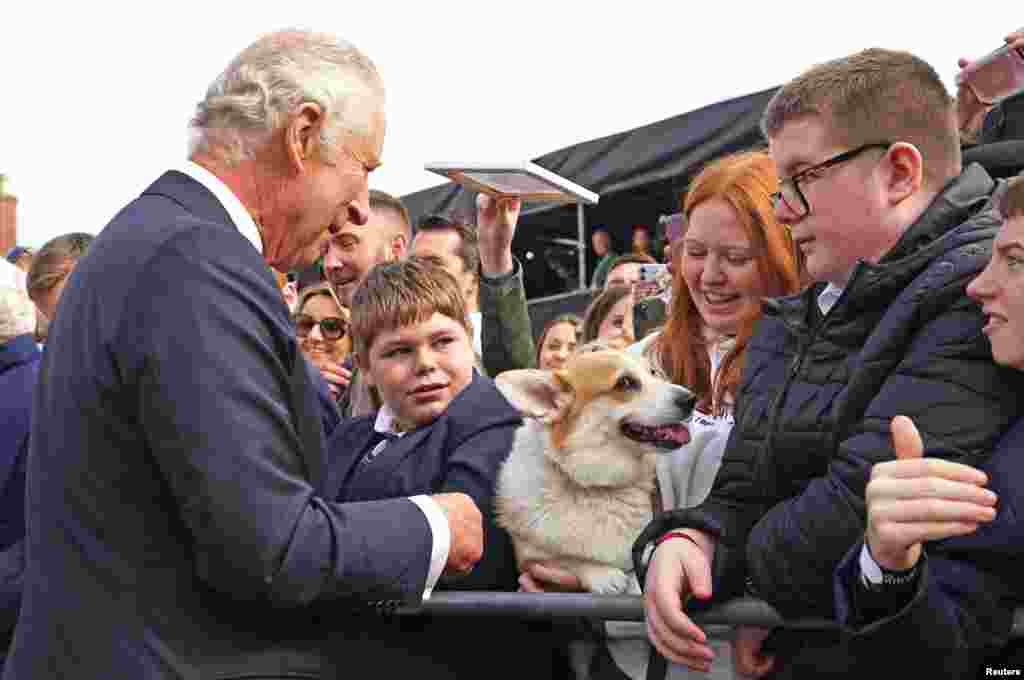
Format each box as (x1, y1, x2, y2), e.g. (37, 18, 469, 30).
(746, 287, 1023, 618)
(129, 236, 433, 607)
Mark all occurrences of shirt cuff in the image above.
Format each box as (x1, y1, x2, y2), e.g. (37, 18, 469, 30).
(859, 542, 885, 585)
(480, 258, 520, 286)
(408, 495, 450, 600)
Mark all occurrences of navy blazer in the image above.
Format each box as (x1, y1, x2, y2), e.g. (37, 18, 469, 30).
(328, 370, 522, 591)
(3, 172, 437, 680)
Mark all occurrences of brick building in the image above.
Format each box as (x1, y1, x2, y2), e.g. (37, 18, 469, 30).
(0, 174, 17, 255)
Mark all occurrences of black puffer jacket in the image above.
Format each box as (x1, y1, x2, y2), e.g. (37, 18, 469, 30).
(637, 164, 1024, 619)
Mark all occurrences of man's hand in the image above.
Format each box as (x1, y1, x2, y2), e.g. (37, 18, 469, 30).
(642, 532, 716, 672)
(431, 492, 484, 576)
(518, 562, 584, 593)
(310, 356, 352, 399)
(956, 29, 1024, 135)
(865, 416, 997, 571)
(733, 626, 775, 678)
(476, 193, 520, 277)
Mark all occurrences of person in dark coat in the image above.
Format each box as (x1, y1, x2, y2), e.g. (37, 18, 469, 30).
(323, 256, 557, 677)
(3, 29, 483, 680)
(828, 175, 1024, 678)
(0, 285, 39, 665)
(637, 48, 1024, 678)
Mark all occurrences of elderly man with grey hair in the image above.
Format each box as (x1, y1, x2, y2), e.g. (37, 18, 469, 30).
(3, 30, 483, 680)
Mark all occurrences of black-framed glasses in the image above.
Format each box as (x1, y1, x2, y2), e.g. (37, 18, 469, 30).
(294, 314, 347, 341)
(771, 142, 892, 218)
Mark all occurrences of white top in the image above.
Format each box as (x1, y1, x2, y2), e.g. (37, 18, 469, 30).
(612, 333, 736, 679)
(177, 160, 449, 600)
(0, 259, 26, 292)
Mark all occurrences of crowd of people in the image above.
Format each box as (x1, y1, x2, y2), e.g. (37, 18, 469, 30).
(2, 23, 1024, 680)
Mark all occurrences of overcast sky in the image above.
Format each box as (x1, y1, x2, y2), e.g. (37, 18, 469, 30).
(0, 3, 1016, 247)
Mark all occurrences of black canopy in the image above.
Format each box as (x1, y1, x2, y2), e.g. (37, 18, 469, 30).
(401, 87, 779, 300)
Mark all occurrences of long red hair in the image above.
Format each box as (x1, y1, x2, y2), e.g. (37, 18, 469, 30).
(653, 150, 802, 414)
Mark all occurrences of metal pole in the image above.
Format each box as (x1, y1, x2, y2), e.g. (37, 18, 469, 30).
(577, 203, 586, 291)
(398, 592, 1024, 638)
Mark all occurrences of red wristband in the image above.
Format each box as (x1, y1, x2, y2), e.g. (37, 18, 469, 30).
(655, 530, 701, 549)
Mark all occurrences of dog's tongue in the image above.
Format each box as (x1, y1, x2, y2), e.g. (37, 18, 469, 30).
(655, 423, 690, 446)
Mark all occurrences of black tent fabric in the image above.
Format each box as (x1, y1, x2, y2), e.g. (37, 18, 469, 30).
(401, 87, 779, 300)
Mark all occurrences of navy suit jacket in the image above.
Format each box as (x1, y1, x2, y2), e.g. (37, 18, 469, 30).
(3, 172, 436, 679)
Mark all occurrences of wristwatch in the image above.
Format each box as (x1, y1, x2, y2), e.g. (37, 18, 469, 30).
(859, 543, 920, 591)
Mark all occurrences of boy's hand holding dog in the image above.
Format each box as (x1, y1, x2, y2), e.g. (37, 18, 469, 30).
(432, 492, 484, 576)
(643, 529, 717, 672)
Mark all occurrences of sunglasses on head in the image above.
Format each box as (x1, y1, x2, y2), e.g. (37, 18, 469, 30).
(294, 314, 347, 341)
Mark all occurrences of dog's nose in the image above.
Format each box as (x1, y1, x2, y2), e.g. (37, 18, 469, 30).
(673, 387, 696, 414)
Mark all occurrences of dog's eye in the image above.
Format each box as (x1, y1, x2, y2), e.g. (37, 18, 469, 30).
(616, 375, 640, 391)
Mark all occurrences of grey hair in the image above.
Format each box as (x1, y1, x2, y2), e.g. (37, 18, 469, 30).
(190, 28, 385, 165)
(0, 285, 36, 343)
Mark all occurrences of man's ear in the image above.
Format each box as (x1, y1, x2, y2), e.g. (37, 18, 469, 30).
(391, 232, 408, 260)
(883, 142, 924, 204)
(495, 370, 574, 424)
(285, 102, 326, 173)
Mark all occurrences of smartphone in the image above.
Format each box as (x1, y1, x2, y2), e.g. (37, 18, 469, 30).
(638, 263, 669, 282)
(956, 44, 1024, 104)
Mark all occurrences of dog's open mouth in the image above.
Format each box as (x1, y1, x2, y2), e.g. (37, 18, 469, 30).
(621, 420, 690, 450)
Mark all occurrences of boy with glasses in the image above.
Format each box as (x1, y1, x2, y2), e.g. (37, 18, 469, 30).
(638, 48, 1024, 678)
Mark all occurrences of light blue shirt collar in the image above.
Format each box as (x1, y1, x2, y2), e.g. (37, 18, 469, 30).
(817, 282, 844, 315)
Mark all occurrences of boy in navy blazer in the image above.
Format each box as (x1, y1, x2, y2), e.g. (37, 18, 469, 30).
(325, 256, 560, 677)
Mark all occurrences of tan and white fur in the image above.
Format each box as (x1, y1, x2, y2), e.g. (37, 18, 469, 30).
(495, 350, 694, 595)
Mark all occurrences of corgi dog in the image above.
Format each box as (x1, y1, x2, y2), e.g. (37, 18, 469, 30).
(494, 350, 695, 595)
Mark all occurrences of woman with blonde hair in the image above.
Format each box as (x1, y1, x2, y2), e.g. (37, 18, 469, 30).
(293, 282, 351, 402)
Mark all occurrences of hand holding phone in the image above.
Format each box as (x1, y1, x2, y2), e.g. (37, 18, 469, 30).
(957, 39, 1024, 105)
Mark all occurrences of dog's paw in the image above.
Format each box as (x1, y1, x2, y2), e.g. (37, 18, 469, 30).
(579, 565, 633, 595)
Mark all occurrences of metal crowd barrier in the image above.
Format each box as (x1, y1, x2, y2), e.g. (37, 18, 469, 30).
(398, 592, 1024, 638)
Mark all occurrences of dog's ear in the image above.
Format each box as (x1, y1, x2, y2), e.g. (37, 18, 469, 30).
(495, 370, 574, 424)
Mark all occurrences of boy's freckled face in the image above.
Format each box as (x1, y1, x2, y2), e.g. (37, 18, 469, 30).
(361, 312, 476, 427)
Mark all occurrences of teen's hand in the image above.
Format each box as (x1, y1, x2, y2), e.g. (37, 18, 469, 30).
(865, 416, 997, 571)
(643, 531, 716, 672)
(733, 626, 775, 678)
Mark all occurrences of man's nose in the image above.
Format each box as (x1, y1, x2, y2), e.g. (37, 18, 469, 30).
(967, 263, 996, 302)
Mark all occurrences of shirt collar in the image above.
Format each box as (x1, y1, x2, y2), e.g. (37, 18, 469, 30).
(373, 402, 408, 438)
(176, 160, 264, 255)
(817, 282, 844, 315)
